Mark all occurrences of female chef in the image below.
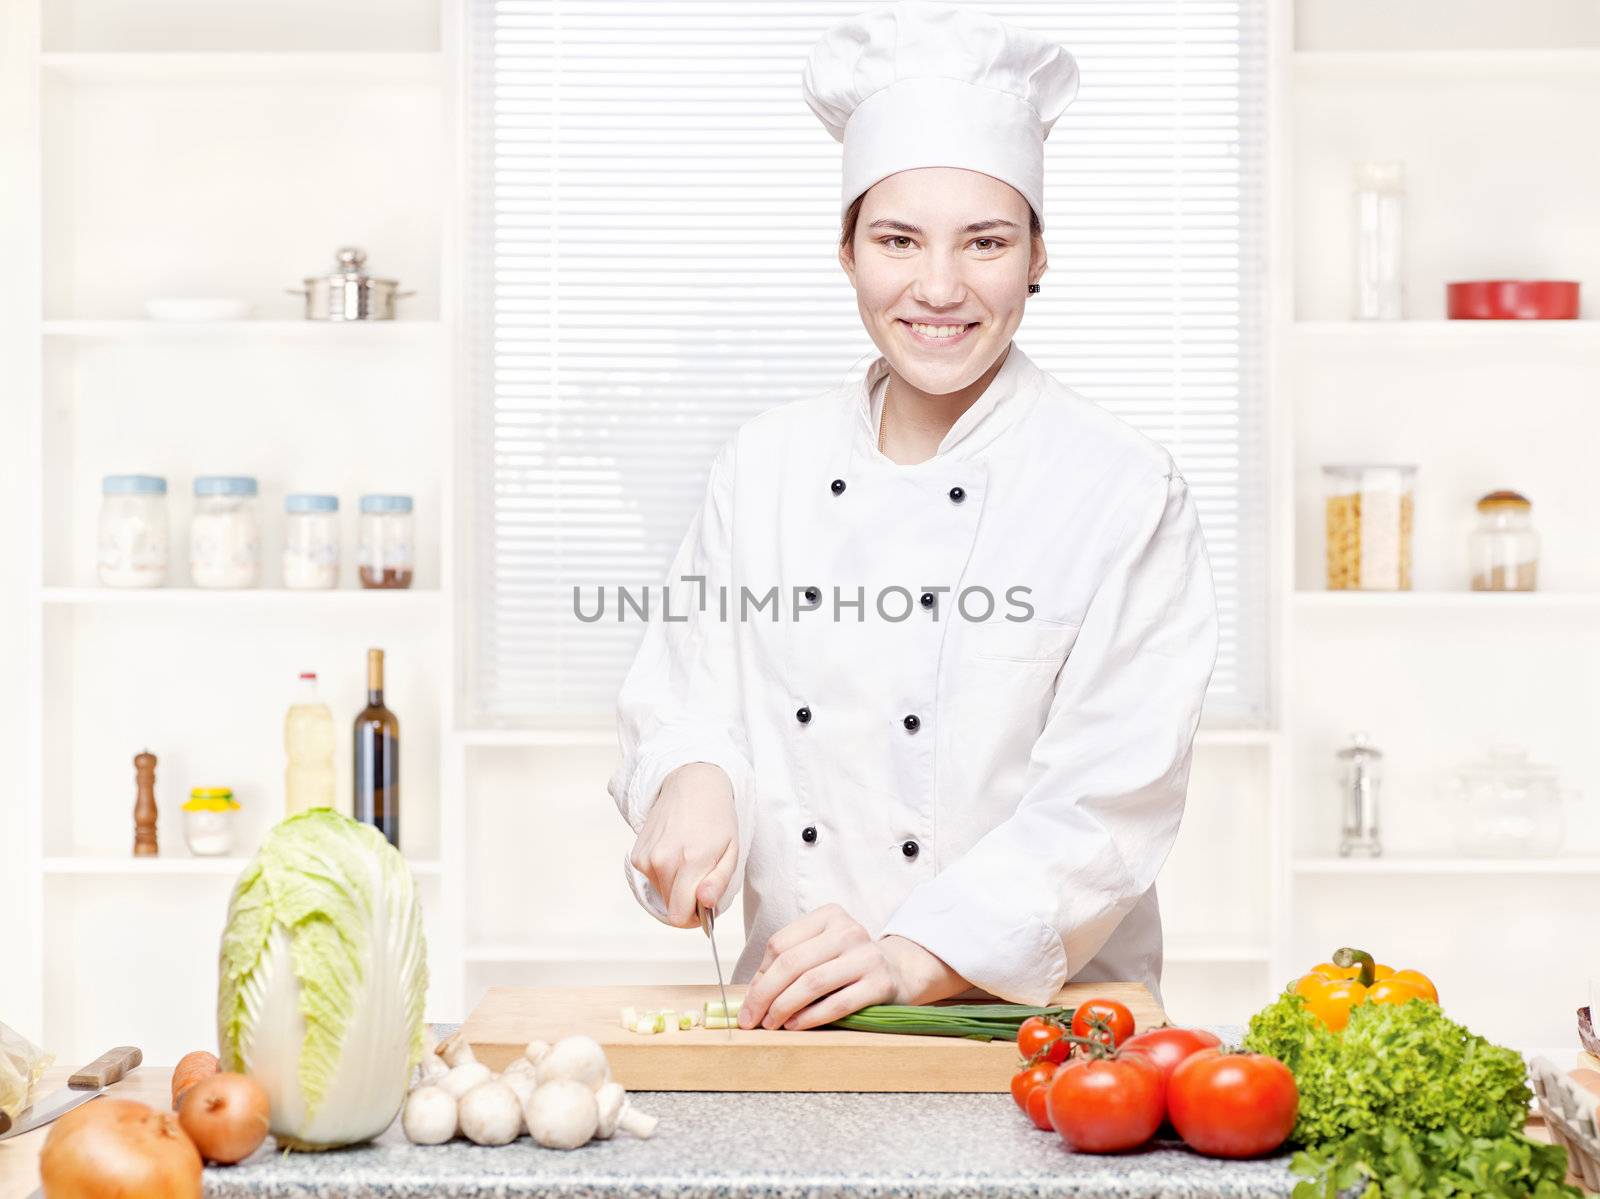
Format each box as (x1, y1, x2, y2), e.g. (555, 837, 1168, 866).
(606, 0, 1219, 1031)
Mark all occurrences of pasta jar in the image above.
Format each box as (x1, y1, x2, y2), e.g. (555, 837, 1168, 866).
(283, 493, 341, 590)
(1323, 464, 1416, 591)
(182, 787, 240, 856)
(358, 494, 414, 589)
(1470, 490, 1539, 592)
(98, 474, 169, 588)
(190, 475, 261, 588)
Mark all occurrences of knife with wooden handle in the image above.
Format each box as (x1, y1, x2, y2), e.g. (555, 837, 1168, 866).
(0, 1046, 141, 1141)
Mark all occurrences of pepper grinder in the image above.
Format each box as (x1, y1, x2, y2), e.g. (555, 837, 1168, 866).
(1336, 732, 1382, 857)
(133, 749, 158, 857)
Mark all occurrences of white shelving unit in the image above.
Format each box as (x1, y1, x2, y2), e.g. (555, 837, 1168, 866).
(11, 0, 468, 1064)
(1277, 0, 1600, 1047)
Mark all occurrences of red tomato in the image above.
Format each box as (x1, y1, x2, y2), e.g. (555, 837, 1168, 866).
(1120, 1027, 1222, 1088)
(1167, 1049, 1298, 1159)
(1017, 1016, 1070, 1064)
(1010, 1061, 1057, 1113)
(1044, 1050, 1164, 1154)
(1070, 999, 1135, 1049)
(1024, 1083, 1054, 1130)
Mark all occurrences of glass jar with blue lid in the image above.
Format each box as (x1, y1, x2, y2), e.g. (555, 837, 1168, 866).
(190, 475, 261, 588)
(283, 494, 341, 590)
(98, 474, 169, 588)
(358, 494, 414, 589)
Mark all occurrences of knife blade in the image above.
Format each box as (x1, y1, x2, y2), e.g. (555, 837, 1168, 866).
(0, 1046, 141, 1142)
(698, 902, 733, 1041)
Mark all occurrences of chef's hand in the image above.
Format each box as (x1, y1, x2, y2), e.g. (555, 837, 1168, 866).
(629, 761, 739, 929)
(737, 904, 969, 1031)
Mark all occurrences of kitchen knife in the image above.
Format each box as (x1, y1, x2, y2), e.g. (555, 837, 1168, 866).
(0, 1046, 141, 1141)
(698, 902, 733, 1041)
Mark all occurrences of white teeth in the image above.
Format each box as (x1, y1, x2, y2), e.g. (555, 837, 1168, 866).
(906, 321, 973, 339)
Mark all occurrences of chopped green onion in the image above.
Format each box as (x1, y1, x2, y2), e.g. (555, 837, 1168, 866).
(704, 1016, 735, 1029)
(703, 999, 742, 1019)
(678, 1012, 695, 1031)
(633, 1016, 659, 1034)
(823, 1003, 1075, 1042)
(620, 1006, 639, 1031)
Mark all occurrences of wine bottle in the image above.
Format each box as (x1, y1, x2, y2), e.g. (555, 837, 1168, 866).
(353, 647, 400, 848)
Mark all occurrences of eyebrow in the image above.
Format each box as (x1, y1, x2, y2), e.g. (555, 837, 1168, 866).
(866, 218, 1021, 235)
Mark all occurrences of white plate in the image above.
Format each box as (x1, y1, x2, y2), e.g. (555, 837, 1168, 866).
(144, 298, 254, 322)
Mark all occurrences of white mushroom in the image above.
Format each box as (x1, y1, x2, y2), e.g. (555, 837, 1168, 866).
(416, 1052, 450, 1087)
(439, 1061, 494, 1099)
(523, 1039, 552, 1068)
(500, 1069, 536, 1130)
(437, 1030, 479, 1068)
(524, 1080, 599, 1150)
(402, 1085, 458, 1145)
(594, 1081, 659, 1140)
(502, 1057, 536, 1078)
(535, 1035, 611, 1091)
(458, 1080, 523, 1146)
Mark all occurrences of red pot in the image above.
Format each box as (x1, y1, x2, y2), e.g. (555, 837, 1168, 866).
(1447, 280, 1579, 320)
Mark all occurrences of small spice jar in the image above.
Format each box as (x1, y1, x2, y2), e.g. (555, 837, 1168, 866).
(182, 787, 240, 856)
(191, 476, 261, 588)
(98, 474, 169, 588)
(283, 493, 341, 590)
(1323, 464, 1416, 591)
(1469, 490, 1539, 591)
(358, 494, 415, 589)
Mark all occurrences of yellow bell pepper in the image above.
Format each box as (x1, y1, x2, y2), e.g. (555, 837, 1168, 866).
(1288, 947, 1438, 1030)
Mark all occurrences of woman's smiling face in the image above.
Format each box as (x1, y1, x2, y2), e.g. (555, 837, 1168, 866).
(839, 167, 1045, 396)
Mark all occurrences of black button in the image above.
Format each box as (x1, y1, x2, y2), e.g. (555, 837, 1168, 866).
(803, 587, 820, 604)
(902, 714, 920, 732)
(919, 592, 935, 608)
(948, 486, 966, 503)
(830, 479, 847, 495)
(796, 706, 812, 724)
(802, 825, 818, 844)
(902, 840, 920, 859)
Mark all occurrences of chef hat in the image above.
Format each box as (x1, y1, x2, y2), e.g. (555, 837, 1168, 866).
(801, 0, 1080, 227)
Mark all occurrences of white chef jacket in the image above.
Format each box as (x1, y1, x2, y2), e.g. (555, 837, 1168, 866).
(606, 341, 1218, 1007)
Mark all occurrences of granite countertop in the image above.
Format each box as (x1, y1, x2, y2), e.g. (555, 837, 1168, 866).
(197, 1023, 1299, 1199)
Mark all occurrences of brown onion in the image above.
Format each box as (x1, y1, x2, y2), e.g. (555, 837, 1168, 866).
(176, 1071, 271, 1164)
(41, 1097, 201, 1198)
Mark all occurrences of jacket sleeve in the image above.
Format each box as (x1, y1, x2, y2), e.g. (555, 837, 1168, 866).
(605, 436, 756, 923)
(878, 467, 1219, 1003)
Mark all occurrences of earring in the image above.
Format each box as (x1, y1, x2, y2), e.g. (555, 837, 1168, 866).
(1027, 283, 1041, 294)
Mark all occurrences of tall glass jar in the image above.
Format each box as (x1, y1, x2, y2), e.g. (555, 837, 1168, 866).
(191, 476, 261, 589)
(1323, 464, 1417, 591)
(358, 494, 414, 589)
(98, 474, 169, 588)
(1354, 160, 1405, 320)
(283, 494, 341, 590)
(1470, 490, 1539, 591)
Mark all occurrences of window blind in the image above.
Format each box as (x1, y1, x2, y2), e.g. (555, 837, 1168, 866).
(466, 0, 1267, 725)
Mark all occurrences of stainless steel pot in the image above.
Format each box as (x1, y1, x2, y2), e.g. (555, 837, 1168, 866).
(289, 247, 414, 320)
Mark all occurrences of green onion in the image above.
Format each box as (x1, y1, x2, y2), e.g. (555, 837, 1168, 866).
(823, 1003, 1074, 1042)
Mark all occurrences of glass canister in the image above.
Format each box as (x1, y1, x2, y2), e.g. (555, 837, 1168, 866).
(1336, 733, 1383, 858)
(1323, 464, 1416, 591)
(1444, 745, 1569, 857)
(182, 787, 240, 856)
(283, 494, 341, 590)
(190, 476, 261, 588)
(1354, 160, 1405, 320)
(98, 474, 169, 588)
(1470, 490, 1539, 592)
(358, 494, 414, 589)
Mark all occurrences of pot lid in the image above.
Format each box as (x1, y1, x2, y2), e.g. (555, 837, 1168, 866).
(304, 246, 398, 287)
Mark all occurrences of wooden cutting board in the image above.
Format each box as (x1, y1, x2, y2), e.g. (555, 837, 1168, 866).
(460, 983, 1166, 1092)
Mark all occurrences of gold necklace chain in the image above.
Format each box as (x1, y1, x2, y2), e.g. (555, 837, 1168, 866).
(877, 382, 889, 454)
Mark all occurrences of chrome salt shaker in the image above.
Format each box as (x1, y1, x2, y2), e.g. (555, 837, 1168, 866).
(1337, 732, 1382, 857)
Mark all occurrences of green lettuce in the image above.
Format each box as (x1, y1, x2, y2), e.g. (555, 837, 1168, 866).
(217, 809, 428, 1150)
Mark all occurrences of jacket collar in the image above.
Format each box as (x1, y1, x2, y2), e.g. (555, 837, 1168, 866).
(853, 340, 1043, 461)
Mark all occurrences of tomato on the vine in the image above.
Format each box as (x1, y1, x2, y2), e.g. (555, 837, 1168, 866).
(1119, 1026, 1221, 1087)
(1023, 1083, 1054, 1130)
(1017, 1016, 1071, 1064)
(1044, 1049, 1164, 1153)
(1166, 1049, 1298, 1159)
(1070, 998, 1135, 1049)
(1010, 1061, 1057, 1114)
